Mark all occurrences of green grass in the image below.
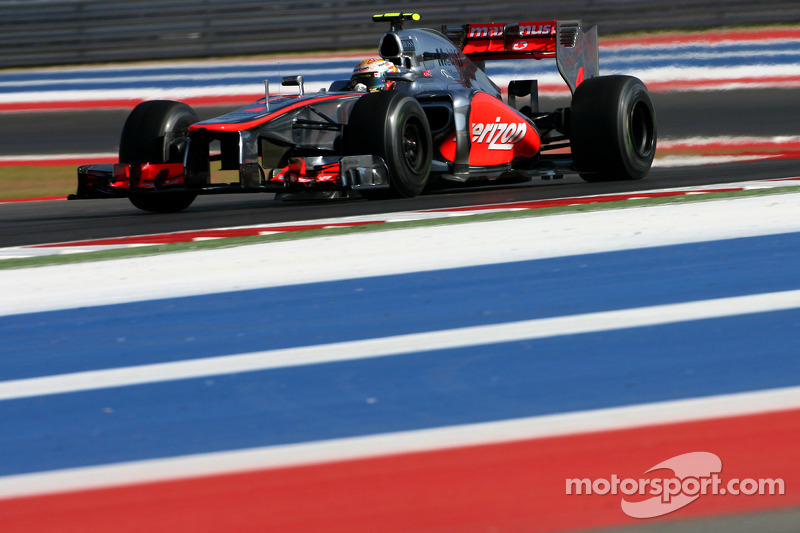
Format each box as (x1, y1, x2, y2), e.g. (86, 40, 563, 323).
(0, 166, 76, 200)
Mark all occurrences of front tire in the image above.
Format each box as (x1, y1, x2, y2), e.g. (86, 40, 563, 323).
(119, 100, 199, 212)
(344, 91, 432, 198)
(128, 192, 198, 213)
(570, 75, 657, 182)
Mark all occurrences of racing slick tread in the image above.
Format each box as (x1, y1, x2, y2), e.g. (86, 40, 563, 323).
(570, 75, 657, 181)
(120, 100, 199, 212)
(344, 91, 433, 198)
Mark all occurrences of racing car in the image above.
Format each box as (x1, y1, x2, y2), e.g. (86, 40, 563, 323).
(71, 12, 657, 212)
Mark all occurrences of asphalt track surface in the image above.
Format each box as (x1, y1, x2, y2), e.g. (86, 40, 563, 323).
(1, 88, 800, 249)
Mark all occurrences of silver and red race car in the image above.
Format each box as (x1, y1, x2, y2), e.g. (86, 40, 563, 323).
(71, 12, 657, 212)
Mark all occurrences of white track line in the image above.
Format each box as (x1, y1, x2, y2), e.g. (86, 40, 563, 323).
(1, 384, 798, 500)
(3, 193, 800, 317)
(2, 289, 799, 402)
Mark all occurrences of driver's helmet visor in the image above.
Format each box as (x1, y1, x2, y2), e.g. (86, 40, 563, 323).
(350, 72, 387, 91)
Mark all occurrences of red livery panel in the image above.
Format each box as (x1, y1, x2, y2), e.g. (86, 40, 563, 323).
(439, 92, 541, 166)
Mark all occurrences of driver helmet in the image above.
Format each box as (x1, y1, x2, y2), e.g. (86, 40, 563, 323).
(349, 58, 399, 92)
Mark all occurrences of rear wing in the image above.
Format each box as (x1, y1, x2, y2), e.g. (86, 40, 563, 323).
(442, 20, 599, 94)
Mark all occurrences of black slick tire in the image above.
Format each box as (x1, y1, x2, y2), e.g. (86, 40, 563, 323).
(119, 100, 199, 212)
(570, 75, 657, 182)
(344, 91, 432, 198)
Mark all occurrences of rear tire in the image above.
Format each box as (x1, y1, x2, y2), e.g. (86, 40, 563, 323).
(120, 100, 199, 212)
(344, 91, 432, 198)
(570, 75, 657, 182)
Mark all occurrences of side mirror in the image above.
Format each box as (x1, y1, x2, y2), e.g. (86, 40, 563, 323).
(281, 75, 305, 96)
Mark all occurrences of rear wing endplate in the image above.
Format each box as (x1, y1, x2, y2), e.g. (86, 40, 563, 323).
(443, 20, 599, 94)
